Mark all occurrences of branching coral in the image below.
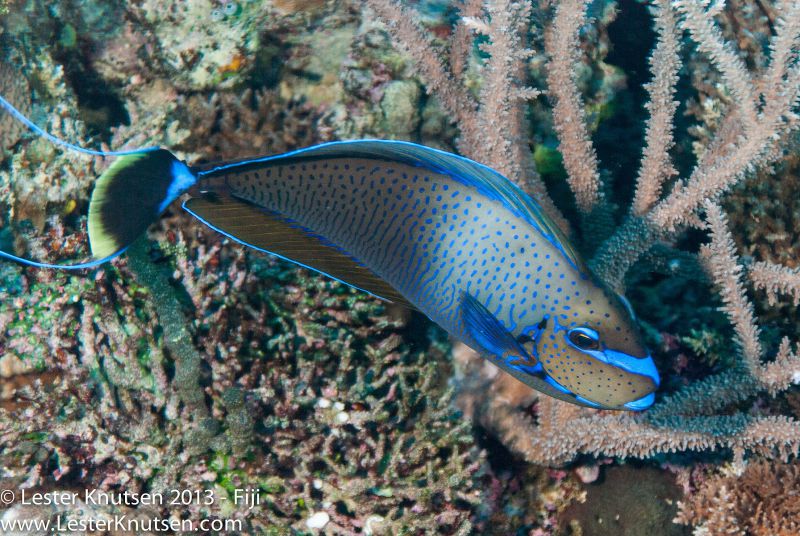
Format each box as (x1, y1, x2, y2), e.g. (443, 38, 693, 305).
(367, 0, 800, 467)
(675, 461, 800, 535)
(176, 89, 318, 160)
(0, 4, 509, 533)
(0, 220, 491, 532)
(750, 261, 800, 307)
(1, 0, 799, 533)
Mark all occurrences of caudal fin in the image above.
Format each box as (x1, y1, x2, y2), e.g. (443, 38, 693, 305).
(88, 149, 197, 258)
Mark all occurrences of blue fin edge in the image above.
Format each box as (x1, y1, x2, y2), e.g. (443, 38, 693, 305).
(0, 94, 159, 157)
(196, 140, 582, 273)
(0, 246, 126, 270)
(181, 199, 384, 301)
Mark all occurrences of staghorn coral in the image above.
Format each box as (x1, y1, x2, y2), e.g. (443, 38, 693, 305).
(675, 461, 800, 536)
(750, 261, 800, 307)
(1, 0, 799, 534)
(368, 0, 800, 469)
(0, 221, 491, 533)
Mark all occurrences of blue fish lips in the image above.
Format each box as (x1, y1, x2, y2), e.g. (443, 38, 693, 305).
(543, 373, 656, 411)
(623, 392, 656, 411)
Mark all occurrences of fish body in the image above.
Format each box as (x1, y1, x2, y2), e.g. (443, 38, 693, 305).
(88, 142, 659, 410)
(0, 93, 658, 409)
(159, 141, 658, 409)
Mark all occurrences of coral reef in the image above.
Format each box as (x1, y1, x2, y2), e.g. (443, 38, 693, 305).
(368, 0, 800, 467)
(676, 461, 800, 536)
(0, 55, 102, 232)
(0, 63, 30, 152)
(0, 226, 491, 533)
(125, 0, 272, 91)
(0, 0, 799, 535)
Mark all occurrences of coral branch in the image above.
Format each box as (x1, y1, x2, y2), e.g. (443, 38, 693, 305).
(758, 337, 800, 396)
(700, 201, 762, 375)
(631, 0, 680, 215)
(450, 0, 484, 80)
(366, 0, 478, 140)
(485, 398, 800, 464)
(125, 238, 212, 431)
(676, 461, 800, 535)
(545, 0, 603, 214)
(672, 0, 758, 128)
(475, 0, 538, 182)
(750, 260, 800, 306)
(758, 0, 800, 110)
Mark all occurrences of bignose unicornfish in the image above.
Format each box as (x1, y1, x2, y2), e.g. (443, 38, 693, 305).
(0, 97, 659, 411)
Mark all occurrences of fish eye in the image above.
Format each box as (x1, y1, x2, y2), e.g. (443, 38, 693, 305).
(211, 8, 225, 21)
(568, 328, 600, 351)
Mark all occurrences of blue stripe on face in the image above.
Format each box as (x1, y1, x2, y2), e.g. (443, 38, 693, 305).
(562, 331, 660, 389)
(603, 349, 660, 387)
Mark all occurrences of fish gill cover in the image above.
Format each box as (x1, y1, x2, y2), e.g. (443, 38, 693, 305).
(0, 0, 798, 535)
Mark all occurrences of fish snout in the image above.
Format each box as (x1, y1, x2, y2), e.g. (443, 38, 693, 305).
(602, 349, 659, 411)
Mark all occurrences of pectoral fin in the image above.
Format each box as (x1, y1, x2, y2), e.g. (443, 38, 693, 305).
(183, 195, 417, 310)
(461, 292, 537, 368)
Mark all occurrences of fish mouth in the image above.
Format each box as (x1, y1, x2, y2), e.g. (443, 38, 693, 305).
(623, 392, 656, 411)
(543, 347, 660, 410)
(604, 349, 659, 411)
(543, 373, 655, 411)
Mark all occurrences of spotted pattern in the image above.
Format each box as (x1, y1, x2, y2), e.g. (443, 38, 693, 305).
(537, 329, 655, 408)
(208, 155, 654, 408)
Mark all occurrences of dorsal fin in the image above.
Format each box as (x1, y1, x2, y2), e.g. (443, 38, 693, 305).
(199, 140, 584, 271)
(183, 195, 418, 310)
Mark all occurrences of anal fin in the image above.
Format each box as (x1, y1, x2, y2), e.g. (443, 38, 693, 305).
(183, 196, 417, 310)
